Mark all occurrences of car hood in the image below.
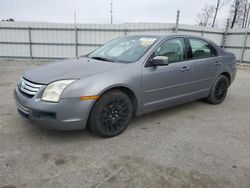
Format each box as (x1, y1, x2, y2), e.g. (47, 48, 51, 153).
(23, 58, 126, 84)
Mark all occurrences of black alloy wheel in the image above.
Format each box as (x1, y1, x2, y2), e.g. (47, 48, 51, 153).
(206, 75, 229, 104)
(214, 79, 228, 101)
(89, 90, 133, 137)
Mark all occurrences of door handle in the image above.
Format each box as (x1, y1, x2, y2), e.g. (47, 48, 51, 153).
(180, 66, 190, 72)
(214, 61, 221, 66)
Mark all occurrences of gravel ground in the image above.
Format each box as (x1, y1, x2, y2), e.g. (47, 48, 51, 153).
(0, 59, 250, 188)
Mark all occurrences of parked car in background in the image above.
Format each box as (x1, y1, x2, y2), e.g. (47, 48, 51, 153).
(14, 34, 236, 137)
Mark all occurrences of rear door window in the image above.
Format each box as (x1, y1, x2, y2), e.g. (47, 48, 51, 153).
(189, 38, 217, 59)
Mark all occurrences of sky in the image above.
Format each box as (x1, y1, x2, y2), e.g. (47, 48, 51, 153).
(0, 0, 231, 27)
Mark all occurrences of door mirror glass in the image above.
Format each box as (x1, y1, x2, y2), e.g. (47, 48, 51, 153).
(151, 56, 169, 66)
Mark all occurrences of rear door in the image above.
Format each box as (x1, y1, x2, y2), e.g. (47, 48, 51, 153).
(186, 37, 221, 93)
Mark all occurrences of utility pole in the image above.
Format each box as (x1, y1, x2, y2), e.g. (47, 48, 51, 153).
(222, 18, 230, 48)
(74, 10, 77, 25)
(242, 3, 247, 28)
(74, 11, 78, 57)
(175, 10, 180, 33)
(110, 0, 113, 24)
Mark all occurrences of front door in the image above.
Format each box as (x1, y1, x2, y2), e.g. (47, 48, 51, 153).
(142, 37, 195, 112)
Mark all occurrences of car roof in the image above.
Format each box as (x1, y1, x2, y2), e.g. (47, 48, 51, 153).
(125, 33, 215, 45)
(126, 33, 206, 39)
(124, 33, 222, 52)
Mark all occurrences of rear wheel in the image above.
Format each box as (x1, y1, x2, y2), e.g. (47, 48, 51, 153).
(89, 90, 133, 138)
(206, 75, 229, 104)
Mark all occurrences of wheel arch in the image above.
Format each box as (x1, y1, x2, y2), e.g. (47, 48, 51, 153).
(86, 85, 139, 129)
(221, 72, 231, 85)
(98, 86, 139, 117)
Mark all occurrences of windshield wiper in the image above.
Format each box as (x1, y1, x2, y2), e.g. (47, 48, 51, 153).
(90, 56, 114, 62)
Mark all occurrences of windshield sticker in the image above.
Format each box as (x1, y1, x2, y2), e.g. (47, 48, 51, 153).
(139, 38, 157, 47)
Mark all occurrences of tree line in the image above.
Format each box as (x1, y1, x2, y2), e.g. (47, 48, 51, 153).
(196, 0, 250, 28)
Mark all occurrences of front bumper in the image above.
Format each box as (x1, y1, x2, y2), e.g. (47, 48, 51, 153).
(14, 87, 93, 130)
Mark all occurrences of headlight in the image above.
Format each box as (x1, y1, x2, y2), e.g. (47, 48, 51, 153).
(42, 80, 76, 102)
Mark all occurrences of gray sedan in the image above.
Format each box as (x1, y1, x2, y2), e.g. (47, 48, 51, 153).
(14, 34, 236, 137)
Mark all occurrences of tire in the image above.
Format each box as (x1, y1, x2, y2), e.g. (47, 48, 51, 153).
(89, 90, 133, 138)
(206, 75, 229, 105)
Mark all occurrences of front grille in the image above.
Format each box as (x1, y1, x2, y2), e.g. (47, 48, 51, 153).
(17, 77, 42, 97)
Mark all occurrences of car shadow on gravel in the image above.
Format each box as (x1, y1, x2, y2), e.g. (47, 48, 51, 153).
(130, 100, 205, 126)
(19, 99, 208, 141)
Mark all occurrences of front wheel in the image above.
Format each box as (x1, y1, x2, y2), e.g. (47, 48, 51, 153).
(206, 75, 229, 104)
(89, 90, 133, 138)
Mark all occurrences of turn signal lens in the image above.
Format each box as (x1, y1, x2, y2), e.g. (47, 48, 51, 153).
(80, 95, 99, 100)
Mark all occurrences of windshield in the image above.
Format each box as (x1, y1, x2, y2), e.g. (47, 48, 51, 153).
(88, 36, 159, 63)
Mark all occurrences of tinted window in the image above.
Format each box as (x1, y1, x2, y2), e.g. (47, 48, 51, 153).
(154, 38, 186, 63)
(189, 38, 216, 58)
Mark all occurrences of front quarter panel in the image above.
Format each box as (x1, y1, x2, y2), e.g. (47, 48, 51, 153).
(60, 62, 142, 113)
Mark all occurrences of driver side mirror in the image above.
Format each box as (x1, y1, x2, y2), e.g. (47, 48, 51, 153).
(151, 56, 169, 66)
